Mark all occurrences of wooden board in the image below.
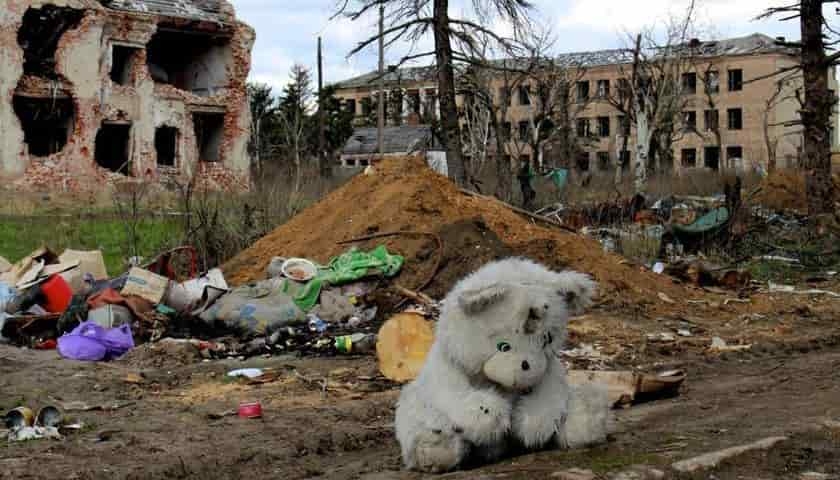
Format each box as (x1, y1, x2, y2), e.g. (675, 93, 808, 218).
(376, 313, 435, 383)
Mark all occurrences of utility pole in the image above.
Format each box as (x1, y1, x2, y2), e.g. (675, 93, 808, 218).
(317, 36, 329, 177)
(377, 3, 385, 160)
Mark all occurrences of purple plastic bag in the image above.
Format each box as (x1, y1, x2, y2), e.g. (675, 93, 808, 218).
(58, 321, 134, 361)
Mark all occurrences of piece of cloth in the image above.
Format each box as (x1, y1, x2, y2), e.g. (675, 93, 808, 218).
(284, 246, 404, 312)
(547, 168, 569, 190)
(311, 289, 357, 323)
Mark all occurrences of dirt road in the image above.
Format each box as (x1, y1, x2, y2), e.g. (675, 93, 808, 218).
(1, 321, 839, 480)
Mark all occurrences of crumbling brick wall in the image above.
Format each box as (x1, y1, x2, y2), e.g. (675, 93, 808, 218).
(0, 0, 254, 192)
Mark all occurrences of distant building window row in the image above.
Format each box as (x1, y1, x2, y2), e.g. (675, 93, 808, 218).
(681, 145, 743, 169)
(338, 67, 745, 116)
(682, 108, 742, 131)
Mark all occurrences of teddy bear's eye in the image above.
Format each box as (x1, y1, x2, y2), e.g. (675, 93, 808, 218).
(497, 341, 511, 352)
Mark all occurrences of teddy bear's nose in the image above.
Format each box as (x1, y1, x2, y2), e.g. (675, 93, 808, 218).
(521, 360, 530, 371)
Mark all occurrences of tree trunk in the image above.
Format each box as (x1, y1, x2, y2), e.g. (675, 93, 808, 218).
(800, 0, 835, 214)
(491, 110, 512, 202)
(433, 0, 466, 185)
(763, 105, 777, 173)
(634, 103, 650, 194)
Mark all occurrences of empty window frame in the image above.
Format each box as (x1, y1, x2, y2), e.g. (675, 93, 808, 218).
(155, 126, 178, 167)
(94, 122, 131, 174)
(727, 108, 743, 130)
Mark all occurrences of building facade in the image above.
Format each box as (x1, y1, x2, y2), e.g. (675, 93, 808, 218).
(0, 0, 254, 191)
(332, 34, 838, 175)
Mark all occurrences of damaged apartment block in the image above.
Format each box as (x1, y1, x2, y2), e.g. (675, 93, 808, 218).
(0, 0, 255, 191)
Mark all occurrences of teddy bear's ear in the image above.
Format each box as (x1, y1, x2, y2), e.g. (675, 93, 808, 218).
(555, 271, 597, 316)
(458, 283, 509, 315)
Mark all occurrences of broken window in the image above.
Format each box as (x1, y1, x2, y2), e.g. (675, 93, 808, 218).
(596, 80, 610, 98)
(727, 108, 743, 130)
(596, 151, 610, 170)
(576, 81, 590, 102)
(518, 85, 531, 106)
(408, 91, 421, 113)
(576, 118, 590, 137)
(704, 146, 720, 170)
(193, 112, 225, 162)
(705, 70, 720, 94)
(501, 122, 512, 140)
(681, 72, 697, 94)
(345, 98, 357, 115)
(597, 117, 610, 137)
(683, 111, 697, 132)
(95, 122, 132, 174)
(146, 25, 232, 96)
(726, 146, 743, 164)
(576, 151, 590, 171)
(155, 126, 178, 167)
(518, 121, 530, 141)
(728, 69, 743, 92)
(18, 6, 84, 78)
(110, 45, 141, 86)
(704, 109, 719, 131)
(13, 95, 75, 157)
(681, 148, 697, 167)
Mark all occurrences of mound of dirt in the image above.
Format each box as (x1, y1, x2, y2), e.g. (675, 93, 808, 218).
(223, 157, 692, 305)
(754, 170, 840, 212)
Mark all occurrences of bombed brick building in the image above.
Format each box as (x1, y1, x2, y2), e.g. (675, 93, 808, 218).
(0, 0, 254, 191)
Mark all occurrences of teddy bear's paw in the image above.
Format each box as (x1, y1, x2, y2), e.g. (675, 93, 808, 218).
(513, 409, 560, 449)
(462, 392, 511, 443)
(412, 428, 467, 473)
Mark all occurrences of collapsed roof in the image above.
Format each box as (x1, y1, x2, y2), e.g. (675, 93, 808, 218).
(101, 0, 232, 23)
(341, 125, 442, 156)
(332, 33, 794, 90)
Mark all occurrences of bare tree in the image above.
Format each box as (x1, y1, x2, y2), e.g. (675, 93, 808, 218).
(334, 0, 533, 186)
(762, 73, 803, 173)
(758, 0, 838, 214)
(607, 2, 697, 193)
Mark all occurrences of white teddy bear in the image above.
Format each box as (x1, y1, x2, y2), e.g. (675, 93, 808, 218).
(395, 257, 611, 472)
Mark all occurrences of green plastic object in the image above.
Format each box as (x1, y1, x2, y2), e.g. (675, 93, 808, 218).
(285, 246, 405, 312)
(672, 207, 730, 235)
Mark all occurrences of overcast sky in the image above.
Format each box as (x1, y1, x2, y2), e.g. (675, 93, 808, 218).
(230, 0, 806, 93)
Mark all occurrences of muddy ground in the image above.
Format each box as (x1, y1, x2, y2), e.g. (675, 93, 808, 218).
(2, 287, 840, 480)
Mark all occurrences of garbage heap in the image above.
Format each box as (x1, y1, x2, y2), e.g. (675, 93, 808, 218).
(0, 244, 408, 360)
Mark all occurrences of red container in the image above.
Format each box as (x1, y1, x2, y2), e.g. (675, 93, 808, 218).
(41, 275, 73, 313)
(238, 401, 262, 419)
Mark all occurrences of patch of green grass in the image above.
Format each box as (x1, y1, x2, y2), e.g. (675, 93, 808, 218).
(0, 215, 181, 276)
(746, 259, 805, 284)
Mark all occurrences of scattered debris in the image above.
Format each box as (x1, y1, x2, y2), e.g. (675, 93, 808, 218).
(567, 370, 686, 408)
(709, 336, 752, 353)
(671, 436, 788, 472)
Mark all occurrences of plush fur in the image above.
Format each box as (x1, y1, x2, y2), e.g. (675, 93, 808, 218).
(394, 258, 609, 472)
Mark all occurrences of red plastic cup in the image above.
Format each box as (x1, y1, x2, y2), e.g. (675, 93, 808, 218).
(238, 401, 262, 419)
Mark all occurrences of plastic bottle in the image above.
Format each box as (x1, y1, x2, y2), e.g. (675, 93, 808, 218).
(334, 333, 376, 353)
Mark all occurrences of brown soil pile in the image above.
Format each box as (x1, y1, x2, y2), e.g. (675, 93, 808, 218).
(223, 157, 692, 304)
(754, 170, 840, 212)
